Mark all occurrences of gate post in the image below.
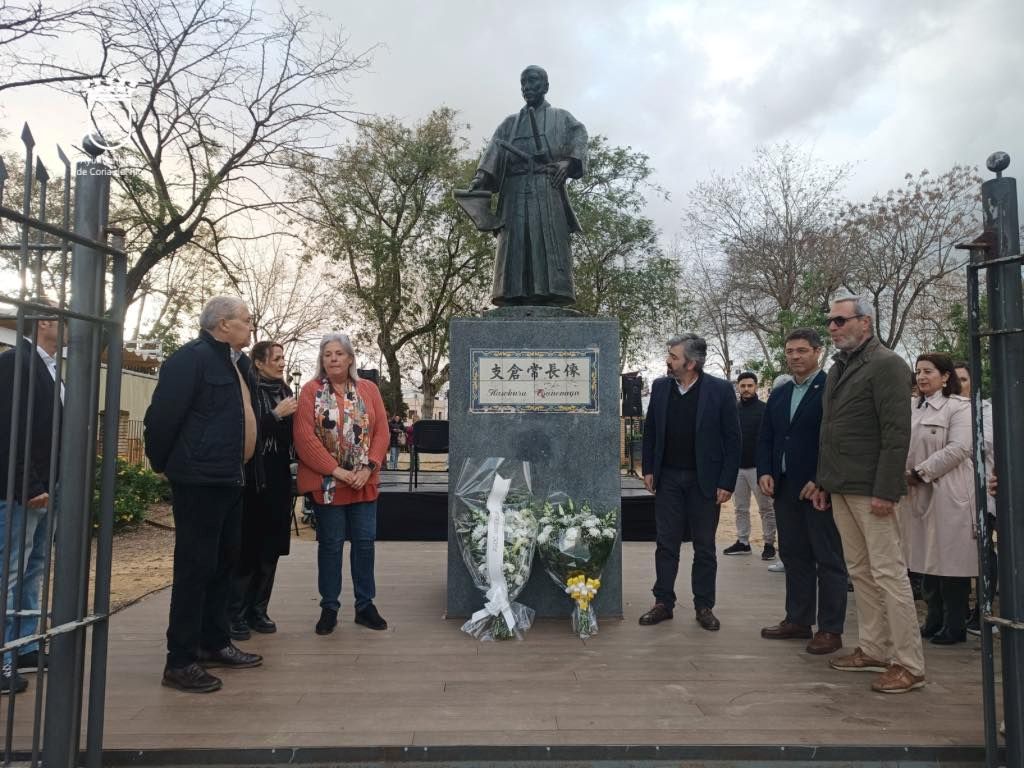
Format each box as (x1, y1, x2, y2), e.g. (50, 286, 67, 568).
(42, 150, 110, 768)
(982, 152, 1024, 768)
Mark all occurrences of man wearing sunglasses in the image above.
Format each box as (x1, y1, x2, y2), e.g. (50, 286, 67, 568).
(813, 295, 923, 694)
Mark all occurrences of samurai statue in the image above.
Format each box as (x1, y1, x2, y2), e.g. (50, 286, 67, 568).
(457, 66, 588, 307)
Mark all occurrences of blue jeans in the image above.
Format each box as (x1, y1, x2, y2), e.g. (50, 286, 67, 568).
(0, 500, 49, 662)
(313, 500, 377, 612)
(388, 446, 399, 470)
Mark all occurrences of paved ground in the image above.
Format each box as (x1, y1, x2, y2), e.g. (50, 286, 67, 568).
(3, 540, 993, 752)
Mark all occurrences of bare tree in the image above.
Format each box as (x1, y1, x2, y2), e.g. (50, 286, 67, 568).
(842, 165, 981, 350)
(686, 143, 851, 353)
(59, 0, 373, 312)
(676, 244, 741, 377)
(220, 236, 343, 372)
(0, 1, 107, 93)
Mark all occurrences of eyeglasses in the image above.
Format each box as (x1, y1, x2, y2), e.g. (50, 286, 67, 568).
(825, 314, 863, 328)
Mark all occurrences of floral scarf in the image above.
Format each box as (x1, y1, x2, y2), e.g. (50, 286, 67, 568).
(313, 376, 371, 503)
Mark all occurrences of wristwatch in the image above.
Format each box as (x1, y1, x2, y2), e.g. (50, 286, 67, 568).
(365, 460, 378, 472)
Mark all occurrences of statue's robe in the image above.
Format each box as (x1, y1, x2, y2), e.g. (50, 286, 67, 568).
(477, 101, 588, 306)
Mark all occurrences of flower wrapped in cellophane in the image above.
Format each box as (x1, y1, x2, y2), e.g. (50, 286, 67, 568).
(535, 496, 618, 639)
(452, 458, 538, 641)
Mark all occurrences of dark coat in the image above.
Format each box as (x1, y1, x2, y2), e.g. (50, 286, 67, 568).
(0, 339, 60, 503)
(143, 330, 253, 486)
(642, 372, 742, 499)
(817, 336, 911, 501)
(756, 370, 827, 500)
(242, 380, 294, 560)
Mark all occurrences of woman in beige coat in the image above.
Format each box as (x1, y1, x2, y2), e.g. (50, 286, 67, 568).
(902, 353, 977, 645)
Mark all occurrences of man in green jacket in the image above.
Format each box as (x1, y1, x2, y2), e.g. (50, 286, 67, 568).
(812, 295, 924, 694)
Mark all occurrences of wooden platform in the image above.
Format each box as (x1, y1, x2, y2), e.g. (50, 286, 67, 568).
(3, 540, 995, 763)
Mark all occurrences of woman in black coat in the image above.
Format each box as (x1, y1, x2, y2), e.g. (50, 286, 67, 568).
(229, 341, 298, 638)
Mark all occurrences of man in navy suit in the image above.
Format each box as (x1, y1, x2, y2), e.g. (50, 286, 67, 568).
(639, 334, 741, 631)
(756, 328, 846, 654)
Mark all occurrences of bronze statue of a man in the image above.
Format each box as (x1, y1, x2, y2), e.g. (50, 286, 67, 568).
(463, 66, 588, 307)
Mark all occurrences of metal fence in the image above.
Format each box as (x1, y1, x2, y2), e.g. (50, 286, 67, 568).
(0, 124, 126, 768)
(96, 417, 150, 470)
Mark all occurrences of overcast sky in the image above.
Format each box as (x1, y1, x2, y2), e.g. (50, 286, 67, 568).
(3, 0, 1023, 241)
(2, 0, 1022, 377)
(312, 0, 1024, 236)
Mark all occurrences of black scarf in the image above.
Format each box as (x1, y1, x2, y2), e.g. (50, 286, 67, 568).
(254, 374, 293, 456)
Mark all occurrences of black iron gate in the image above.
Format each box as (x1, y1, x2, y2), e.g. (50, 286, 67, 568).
(0, 123, 126, 768)
(959, 152, 1024, 768)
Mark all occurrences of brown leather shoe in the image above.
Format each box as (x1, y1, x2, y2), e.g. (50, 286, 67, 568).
(760, 620, 812, 640)
(871, 663, 926, 694)
(638, 603, 673, 625)
(828, 647, 887, 673)
(806, 631, 843, 655)
(695, 606, 720, 631)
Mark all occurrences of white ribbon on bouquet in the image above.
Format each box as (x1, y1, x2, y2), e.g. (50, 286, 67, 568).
(469, 473, 517, 632)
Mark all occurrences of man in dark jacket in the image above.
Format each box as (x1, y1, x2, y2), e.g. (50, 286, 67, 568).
(813, 295, 922, 694)
(723, 372, 776, 559)
(145, 296, 262, 693)
(0, 304, 62, 694)
(757, 328, 846, 655)
(639, 333, 741, 631)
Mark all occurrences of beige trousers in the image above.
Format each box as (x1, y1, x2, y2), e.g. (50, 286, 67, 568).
(831, 493, 925, 677)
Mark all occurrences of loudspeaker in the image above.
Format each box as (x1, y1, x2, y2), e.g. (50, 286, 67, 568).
(357, 368, 380, 386)
(621, 373, 643, 417)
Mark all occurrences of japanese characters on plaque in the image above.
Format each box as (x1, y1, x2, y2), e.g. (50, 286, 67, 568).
(470, 349, 598, 413)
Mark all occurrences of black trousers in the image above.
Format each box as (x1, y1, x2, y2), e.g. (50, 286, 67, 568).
(229, 556, 279, 621)
(166, 483, 243, 668)
(922, 574, 971, 635)
(774, 476, 848, 633)
(653, 468, 720, 611)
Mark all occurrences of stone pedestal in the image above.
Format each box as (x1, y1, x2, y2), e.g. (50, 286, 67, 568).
(446, 307, 623, 618)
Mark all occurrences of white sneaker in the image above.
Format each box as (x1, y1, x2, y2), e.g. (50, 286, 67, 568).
(767, 561, 785, 572)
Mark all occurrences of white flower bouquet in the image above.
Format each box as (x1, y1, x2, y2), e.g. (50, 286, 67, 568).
(535, 496, 619, 639)
(452, 458, 538, 641)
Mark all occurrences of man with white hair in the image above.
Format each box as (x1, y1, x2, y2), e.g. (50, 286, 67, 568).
(813, 294, 922, 694)
(145, 295, 262, 693)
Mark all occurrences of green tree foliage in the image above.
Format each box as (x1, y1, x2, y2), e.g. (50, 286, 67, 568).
(568, 136, 681, 369)
(291, 109, 492, 415)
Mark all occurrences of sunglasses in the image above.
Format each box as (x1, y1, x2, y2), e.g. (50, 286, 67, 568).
(826, 314, 863, 328)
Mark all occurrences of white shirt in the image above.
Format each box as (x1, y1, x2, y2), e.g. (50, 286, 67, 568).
(33, 343, 65, 403)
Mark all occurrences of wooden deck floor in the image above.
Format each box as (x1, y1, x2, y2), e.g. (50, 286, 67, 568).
(4, 540, 992, 754)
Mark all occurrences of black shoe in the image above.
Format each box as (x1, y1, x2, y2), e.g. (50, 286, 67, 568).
(761, 543, 776, 561)
(355, 604, 388, 630)
(1, 663, 27, 695)
(930, 628, 967, 645)
(17, 650, 45, 672)
(966, 612, 981, 636)
(696, 606, 721, 631)
(229, 619, 251, 641)
(920, 621, 942, 639)
(161, 662, 222, 693)
(197, 644, 263, 668)
(723, 541, 751, 555)
(315, 607, 338, 635)
(638, 603, 673, 625)
(247, 613, 277, 634)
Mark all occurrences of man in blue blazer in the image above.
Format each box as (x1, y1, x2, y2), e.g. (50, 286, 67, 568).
(640, 334, 741, 631)
(756, 328, 846, 654)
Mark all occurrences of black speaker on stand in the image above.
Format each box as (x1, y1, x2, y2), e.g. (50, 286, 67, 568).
(621, 373, 644, 477)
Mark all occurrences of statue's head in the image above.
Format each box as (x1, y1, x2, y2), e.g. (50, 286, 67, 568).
(520, 66, 549, 108)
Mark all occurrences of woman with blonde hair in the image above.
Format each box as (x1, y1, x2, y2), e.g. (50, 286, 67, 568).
(293, 333, 389, 635)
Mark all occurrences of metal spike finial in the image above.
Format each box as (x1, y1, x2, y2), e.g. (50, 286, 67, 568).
(57, 146, 70, 172)
(35, 156, 50, 185)
(21, 122, 35, 150)
(987, 151, 1010, 178)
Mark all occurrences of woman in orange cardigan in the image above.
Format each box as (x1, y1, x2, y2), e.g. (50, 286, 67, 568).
(294, 333, 389, 635)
